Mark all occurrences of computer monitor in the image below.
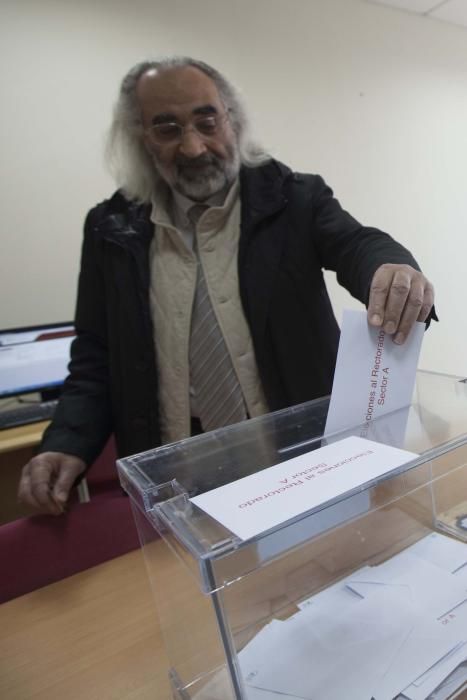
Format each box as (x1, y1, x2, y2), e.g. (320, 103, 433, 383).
(0, 322, 75, 401)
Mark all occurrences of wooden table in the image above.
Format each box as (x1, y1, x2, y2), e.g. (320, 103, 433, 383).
(2, 446, 467, 700)
(0, 421, 49, 456)
(0, 548, 170, 700)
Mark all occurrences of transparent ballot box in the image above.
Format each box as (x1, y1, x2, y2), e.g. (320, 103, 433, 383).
(117, 370, 467, 700)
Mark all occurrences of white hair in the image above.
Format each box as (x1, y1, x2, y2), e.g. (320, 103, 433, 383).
(105, 56, 270, 203)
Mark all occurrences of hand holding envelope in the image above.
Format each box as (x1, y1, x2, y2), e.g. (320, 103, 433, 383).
(367, 263, 434, 345)
(324, 309, 425, 441)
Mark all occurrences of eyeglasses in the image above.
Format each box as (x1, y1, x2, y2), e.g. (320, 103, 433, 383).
(145, 112, 230, 145)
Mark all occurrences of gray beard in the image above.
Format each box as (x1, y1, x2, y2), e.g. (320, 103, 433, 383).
(154, 150, 240, 201)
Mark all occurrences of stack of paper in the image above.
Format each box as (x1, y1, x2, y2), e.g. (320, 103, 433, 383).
(238, 532, 467, 700)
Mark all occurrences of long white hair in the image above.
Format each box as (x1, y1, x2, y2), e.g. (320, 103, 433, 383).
(105, 56, 270, 203)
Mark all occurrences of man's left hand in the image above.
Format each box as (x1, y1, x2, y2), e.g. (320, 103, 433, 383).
(368, 264, 434, 344)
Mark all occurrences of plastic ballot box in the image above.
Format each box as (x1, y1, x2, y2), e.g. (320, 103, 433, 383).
(117, 370, 467, 700)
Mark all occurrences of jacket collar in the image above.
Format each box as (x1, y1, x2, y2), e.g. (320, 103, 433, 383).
(99, 158, 291, 244)
(238, 159, 303, 344)
(100, 192, 153, 245)
(239, 159, 291, 233)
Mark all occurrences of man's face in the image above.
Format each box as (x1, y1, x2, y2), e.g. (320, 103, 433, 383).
(137, 66, 240, 201)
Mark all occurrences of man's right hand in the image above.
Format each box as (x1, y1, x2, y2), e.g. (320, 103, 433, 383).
(18, 452, 87, 515)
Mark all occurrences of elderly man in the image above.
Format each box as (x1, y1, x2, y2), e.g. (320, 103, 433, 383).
(18, 57, 435, 514)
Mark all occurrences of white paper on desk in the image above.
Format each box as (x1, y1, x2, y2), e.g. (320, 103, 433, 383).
(190, 436, 417, 541)
(408, 533, 467, 574)
(346, 552, 467, 618)
(297, 579, 363, 616)
(415, 599, 467, 698)
(324, 309, 424, 439)
(401, 642, 467, 700)
(239, 621, 308, 699)
(192, 637, 304, 700)
(454, 564, 467, 584)
(242, 583, 464, 700)
(406, 665, 467, 700)
(240, 620, 284, 686)
(246, 585, 416, 700)
(411, 642, 466, 688)
(374, 613, 461, 700)
(429, 662, 467, 700)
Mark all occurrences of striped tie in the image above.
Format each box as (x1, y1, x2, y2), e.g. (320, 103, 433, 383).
(189, 205, 247, 432)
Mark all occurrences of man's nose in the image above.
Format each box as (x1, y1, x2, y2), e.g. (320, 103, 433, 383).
(178, 128, 207, 158)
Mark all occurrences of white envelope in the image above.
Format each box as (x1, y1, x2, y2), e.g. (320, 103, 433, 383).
(346, 552, 467, 619)
(297, 578, 363, 616)
(407, 533, 467, 574)
(240, 621, 307, 699)
(408, 599, 467, 699)
(247, 585, 417, 700)
(373, 614, 461, 700)
(429, 662, 467, 699)
(454, 562, 467, 581)
(401, 642, 467, 700)
(324, 309, 424, 438)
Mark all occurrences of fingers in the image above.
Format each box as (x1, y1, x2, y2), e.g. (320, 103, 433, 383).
(416, 280, 435, 323)
(385, 267, 422, 344)
(368, 264, 434, 345)
(52, 456, 86, 508)
(396, 278, 434, 343)
(18, 456, 62, 514)
(18, 452, 86, 515)
(368, 265, 396, 329)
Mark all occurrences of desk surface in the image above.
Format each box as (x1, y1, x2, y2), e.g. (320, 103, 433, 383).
(0, 548, 170, 700)
(0, 420, 49, 454)
(2, 451, 467, 700)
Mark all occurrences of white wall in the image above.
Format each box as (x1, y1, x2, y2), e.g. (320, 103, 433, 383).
(1, 0, 466, 374)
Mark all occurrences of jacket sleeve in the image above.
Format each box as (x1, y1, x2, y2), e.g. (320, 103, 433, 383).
(38, 206, 113, 466)
(308, 175, 423, 306)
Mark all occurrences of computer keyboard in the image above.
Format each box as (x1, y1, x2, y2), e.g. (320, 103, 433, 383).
(0, 400, 58, 430)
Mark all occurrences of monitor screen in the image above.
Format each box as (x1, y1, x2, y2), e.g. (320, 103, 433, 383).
(0, 322, 75, 399)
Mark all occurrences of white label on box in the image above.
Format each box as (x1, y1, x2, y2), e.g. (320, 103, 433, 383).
(190, 436, 418, 541)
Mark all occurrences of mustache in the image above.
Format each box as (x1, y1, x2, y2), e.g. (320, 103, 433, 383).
(175, 153, 222, 170)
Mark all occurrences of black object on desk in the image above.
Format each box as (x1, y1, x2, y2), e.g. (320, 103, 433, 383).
(0, 400, 58, 430)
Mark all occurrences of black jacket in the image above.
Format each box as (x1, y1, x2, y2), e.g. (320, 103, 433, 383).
(40, 160, 421, 464)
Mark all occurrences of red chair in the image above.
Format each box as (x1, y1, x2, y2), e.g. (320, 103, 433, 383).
(82, 435, 121, 498)
(0, 492, 140, 604)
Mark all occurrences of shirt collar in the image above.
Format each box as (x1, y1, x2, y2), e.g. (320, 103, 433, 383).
(151, 178, 239, 228)
(171, 186, 229, 216)
(172, 179, 238, 215)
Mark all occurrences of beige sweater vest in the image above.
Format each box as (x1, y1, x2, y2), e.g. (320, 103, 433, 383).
(149, 184, 268, 444)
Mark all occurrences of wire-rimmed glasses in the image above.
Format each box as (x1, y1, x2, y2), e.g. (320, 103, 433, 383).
(145, 112, 230, 145)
